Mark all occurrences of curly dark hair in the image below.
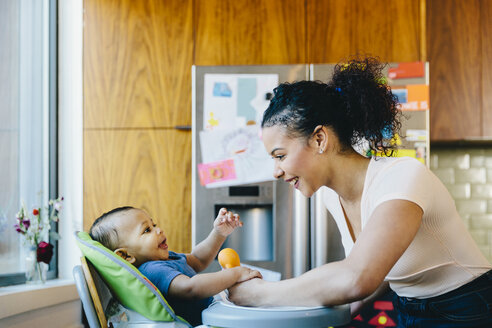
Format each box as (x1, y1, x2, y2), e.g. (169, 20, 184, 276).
(261, 56, 402, 155)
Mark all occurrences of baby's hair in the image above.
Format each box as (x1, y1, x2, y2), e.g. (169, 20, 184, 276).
(89, 206, 135, 250)
(262, 56, 401, 155)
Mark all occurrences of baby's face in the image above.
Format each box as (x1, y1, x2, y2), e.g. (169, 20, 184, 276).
(114, 209, 169, 266)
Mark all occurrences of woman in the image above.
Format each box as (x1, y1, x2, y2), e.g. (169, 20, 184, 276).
(228, 57, 492, 327)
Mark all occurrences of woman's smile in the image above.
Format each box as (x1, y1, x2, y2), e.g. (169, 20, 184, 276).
(286, 176, 300, 188)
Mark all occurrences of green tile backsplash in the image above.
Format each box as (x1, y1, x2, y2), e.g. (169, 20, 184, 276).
(431, 148, 492, 263)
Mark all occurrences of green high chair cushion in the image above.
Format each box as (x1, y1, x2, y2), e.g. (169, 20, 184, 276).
(75, 231, 191, 326)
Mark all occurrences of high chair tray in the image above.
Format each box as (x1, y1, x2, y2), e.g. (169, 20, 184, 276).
(202, 301, 351, 328)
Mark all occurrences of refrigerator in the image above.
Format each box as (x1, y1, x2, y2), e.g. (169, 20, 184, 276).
(192, 62, 430, 279)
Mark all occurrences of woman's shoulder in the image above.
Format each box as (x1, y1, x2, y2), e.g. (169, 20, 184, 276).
(365, 156, 434, 197)
(369, 156, 429, 179)
(365, 156, 437, 207)
(371, 156, 426, 169)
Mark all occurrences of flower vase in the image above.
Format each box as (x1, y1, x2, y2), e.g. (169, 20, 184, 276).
(25, 246, 47, 284)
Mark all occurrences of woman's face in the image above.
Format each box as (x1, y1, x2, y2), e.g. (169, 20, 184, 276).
(262, 126, 323, 197)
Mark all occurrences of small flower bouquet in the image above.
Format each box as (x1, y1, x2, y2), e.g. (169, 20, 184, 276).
(14, 196, 63, 283)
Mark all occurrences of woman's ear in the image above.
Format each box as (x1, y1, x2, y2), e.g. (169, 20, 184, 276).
(311, 125, 328, 153)
(114, 248, 136, 264)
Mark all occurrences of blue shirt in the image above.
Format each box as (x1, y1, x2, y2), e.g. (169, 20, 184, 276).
(138, 251, 213, 326)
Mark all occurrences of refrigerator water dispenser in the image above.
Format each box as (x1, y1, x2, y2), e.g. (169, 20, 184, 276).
(216, 204, 273, 262)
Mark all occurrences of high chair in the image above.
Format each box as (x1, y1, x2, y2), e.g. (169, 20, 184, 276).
(74, 231, 197, 327)
(73, 257, 108, 328)
(73, 231, 351, 328)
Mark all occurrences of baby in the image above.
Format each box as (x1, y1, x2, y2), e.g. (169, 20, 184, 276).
(89, 206, 261, 326)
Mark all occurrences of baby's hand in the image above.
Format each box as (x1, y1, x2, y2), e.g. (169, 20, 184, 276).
(214, 208, 242, 237)
(233, 266, 263, 283)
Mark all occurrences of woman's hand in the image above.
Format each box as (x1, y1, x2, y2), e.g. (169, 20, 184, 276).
(213, 208, 242, 237)
(233, 266, 263, 283)
(228, 278, 265, 306)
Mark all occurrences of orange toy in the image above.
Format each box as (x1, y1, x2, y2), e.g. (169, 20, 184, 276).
(218, 248, 240, 269)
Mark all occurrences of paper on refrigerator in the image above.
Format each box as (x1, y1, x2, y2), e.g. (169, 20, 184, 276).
(198, 74, 278, 188)
(199, 126, 274, 188)
(203, 74, 278, 131)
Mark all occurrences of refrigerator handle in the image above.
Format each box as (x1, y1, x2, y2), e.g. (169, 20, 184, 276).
(312, 189, 328, 268)
(293, 189, 310, 277)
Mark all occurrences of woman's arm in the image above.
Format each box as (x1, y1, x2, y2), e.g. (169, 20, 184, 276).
(228, 199, 423, 307)
(167, 266, 261, 300)
(349, 281, 390, 317)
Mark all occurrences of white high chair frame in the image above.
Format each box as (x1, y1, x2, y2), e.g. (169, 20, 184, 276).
(73, 257, 197, 328)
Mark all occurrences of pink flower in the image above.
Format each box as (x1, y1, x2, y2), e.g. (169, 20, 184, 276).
(14, 224, 24, 234)
(37, 241, 54, 264)
(54, 201, 62, 212)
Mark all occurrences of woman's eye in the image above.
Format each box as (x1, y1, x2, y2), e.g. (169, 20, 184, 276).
(144, 227, 151, 233)
(276, 155, 285, 161)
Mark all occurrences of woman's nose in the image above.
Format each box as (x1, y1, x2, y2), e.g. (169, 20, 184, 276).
(155, 227, 162, 234)
(273, 163, 284, 179)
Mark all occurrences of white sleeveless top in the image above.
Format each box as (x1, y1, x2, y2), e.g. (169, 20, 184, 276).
(321, 156, 491, 298)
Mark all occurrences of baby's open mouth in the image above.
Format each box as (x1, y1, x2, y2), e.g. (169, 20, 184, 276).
(159, 240, 168, 249)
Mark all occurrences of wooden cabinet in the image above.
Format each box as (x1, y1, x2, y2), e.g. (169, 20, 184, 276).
(195, 0, 306, 65)
(482, 0, 492, 137)
(307, 0, 424, 64)
(83, 0, 193, 252)
(83, 130, 191, 252)
(427, 0, 482, 141)
(84, 0, 193, 129)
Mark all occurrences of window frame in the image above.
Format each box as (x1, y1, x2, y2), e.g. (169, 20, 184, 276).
(0, 0, 58, 287)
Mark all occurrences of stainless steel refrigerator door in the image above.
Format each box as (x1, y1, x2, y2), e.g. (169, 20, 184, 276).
(192, 65, 309, 279)
(311, 188, 345, 268)
(293, 189, 309, 277)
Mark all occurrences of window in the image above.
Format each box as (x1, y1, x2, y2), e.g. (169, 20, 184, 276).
(0, 0, 58, 286)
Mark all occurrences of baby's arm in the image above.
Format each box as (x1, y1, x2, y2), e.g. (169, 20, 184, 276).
(187, 208, 241, 272)
(167, 266, 261, 300)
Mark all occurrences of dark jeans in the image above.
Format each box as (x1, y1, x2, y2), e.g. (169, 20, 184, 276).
(393, 270, 492, 328)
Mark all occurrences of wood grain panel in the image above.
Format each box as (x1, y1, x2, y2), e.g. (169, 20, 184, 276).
(427, 0, 481, 141)
(307, 0, 421, 63)
(84, 129, 192, 252)
(195, 0, 306, 65)
(482, 0, 492, 137)
(83, 0, 193, 129)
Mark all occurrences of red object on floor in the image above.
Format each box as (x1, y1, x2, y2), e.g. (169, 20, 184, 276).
(373, 301, 394, 311)
(368, 311, 396, 327)
(348, 290, 399, 327)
